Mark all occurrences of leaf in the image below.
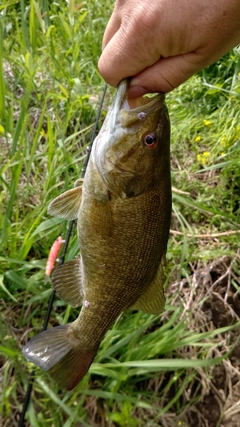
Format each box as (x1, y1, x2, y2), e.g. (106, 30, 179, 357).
(36, 378, 76, 417)
(0, 345, 18, 358)
(30, 218, 64, 239)
(0, 274, 17, 301)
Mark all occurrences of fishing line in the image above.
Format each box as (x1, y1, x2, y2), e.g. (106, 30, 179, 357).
(18, 83, 108, 427)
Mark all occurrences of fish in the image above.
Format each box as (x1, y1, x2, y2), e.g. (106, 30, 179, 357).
(22, 79, 171, 390)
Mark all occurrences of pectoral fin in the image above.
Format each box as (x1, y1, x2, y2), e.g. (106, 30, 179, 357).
(48, 186, 82, 220)
(132, 256, 166, 315)
(52, 258, 83, 307)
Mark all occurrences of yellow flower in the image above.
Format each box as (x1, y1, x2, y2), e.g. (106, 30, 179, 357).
(197, 151, 210, 165)
(221, 136, 227, 146)
(202, 151, 210, 165)
(221, 152, 225, 156)
(0, 124, 5, 135)
(202, 151, 210, 157)
(203, 120, 211, 126)
(195, 136, 201, 142)
(40, 128, 46, 137)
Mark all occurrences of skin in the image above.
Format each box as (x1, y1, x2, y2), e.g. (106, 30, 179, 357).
(98, 0, 240, 98)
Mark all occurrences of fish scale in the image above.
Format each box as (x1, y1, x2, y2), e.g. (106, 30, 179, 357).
(80, 188, 167, 292)
(22, 79, 171, 390)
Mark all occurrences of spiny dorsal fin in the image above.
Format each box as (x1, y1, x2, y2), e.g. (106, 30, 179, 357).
(131, 256, 166, 315)
(48, 186, 82, 220)
(52, 258, 83, 307)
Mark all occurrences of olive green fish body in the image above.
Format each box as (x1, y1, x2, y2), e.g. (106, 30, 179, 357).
(22, 80, 171, 390)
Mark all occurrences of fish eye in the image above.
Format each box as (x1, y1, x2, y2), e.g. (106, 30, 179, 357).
(143, 133, 158, 149)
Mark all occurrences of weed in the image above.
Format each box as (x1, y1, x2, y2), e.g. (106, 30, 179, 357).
(0, 2, 240, 427)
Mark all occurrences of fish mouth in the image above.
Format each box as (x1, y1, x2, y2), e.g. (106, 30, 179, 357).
(109, 79, 165, 132)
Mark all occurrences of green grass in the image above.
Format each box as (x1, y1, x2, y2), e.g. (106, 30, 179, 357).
(1, 1, 240, 427)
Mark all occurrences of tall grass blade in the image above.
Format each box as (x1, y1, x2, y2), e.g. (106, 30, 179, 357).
(20, 0, 30, 49)
(0, 19, 5, 124)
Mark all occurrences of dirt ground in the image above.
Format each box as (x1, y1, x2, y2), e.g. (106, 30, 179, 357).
(177, 255, 240, 427)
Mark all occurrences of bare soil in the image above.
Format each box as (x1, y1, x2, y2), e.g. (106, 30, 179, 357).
(179, 255, 240, 427)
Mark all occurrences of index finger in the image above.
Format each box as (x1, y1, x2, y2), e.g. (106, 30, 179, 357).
(99, 26, 160, 87)
(101, 8, 121, 50)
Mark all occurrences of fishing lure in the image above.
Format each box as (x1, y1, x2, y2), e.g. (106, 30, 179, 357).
(45, 236, 64, 277)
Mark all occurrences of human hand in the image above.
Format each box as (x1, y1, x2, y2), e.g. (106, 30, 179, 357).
(98, 0, 240, 98)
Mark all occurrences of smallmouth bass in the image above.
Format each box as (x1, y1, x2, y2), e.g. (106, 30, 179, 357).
(22, 80, 171, 390)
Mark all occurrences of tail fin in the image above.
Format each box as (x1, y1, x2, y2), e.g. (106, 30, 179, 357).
(22, 324, 97, 390)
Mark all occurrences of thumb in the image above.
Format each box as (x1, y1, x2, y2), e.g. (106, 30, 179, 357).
(128, 52, 206, 98)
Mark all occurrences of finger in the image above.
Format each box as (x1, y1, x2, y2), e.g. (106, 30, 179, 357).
(98, 32, 131, 87)
(101, 9, 121, 50)
(128, 52, 207, 97)
(99, 27, 159, 87)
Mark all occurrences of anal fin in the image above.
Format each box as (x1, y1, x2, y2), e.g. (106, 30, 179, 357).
(52, 258, 83, 307)
(132, 256, 166, 315)
(22, 324, 97, 390)
(48, 186, 82, 220)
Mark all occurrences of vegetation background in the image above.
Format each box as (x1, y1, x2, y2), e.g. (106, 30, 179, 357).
(0, 1, 240, 426)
